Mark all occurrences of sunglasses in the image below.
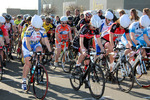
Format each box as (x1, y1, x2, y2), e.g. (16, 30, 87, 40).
(107, 19, 112, 21)
(62, 22, 67, 24)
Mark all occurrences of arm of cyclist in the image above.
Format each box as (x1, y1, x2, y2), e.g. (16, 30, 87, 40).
(96, 37, 105, 52)
(130, 32, 138, 45)
(143, 34, 150, 46)
(26, 37, 32, 51)
(68, 27, 73, 42)
(109, 32, 115, 50)
(80, 37, 87, 55)
(43, 37, 52, 52)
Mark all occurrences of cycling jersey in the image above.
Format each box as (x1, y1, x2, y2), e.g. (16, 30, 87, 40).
(101, 23, 129, 41)
(14, 19, 22, 25)
(19, 20, 26, 28)
(21, 23, 29, 40)
(0, 25, 9, 37)
(22, 26, 47, 58)
(5, 22, 12, 31)
(43, 22, 53, 33)
(76, 18, 90, 31)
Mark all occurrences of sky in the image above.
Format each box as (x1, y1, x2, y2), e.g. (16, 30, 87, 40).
(0, 0, 38, 15)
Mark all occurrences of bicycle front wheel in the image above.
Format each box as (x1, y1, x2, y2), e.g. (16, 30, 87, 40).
(89, 64, 105, 99)
(134, 61, 150, 88)
(116, 61, 134, 93)
(61, 50, 71, 73)
(33, 65, 48, 100)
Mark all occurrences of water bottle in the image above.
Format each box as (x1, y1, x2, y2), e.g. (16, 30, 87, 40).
(31, 65, 36, 74)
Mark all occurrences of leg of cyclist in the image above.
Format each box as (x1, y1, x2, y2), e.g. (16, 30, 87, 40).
(54, 42, 62, 66)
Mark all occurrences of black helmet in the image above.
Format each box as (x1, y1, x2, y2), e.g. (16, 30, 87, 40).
(17, 15, 22, 19)
(26, 16, 32, 22)
(45, 17, 51, 23)
(68, 16, 73, 21)
(5, 14, 12, 20)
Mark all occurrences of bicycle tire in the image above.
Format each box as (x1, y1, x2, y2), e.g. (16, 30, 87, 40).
(88, 64, 105, 99)
(116, 61, 134, 93)
(0, 55, 3, 80)
(134, 61, 150, 88)
(69, 61, 81, 91)
(61, 50, 71, 73)
(33, 65, 48, 100)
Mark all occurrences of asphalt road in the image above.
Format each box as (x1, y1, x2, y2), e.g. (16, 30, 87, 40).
(0, 54, 150, 100)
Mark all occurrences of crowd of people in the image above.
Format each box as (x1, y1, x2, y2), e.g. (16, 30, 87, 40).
(0, 7, 150, 91)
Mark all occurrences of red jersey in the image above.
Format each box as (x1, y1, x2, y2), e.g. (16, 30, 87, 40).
(0, 25, 8, 37)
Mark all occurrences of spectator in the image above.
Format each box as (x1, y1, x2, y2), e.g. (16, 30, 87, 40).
(55, 15, 60, 26)
(130, 8, 139, 23)
(66, 10, 72, 16)
(73, 9, 80, 26)
(80, 13, 84, 19)
(119, 9, 126, 17)
(97, 9, 105, 19)
(143, 8, 150, 18)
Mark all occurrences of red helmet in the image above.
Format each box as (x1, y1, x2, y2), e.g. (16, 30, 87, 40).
(85, 12, 92, 18)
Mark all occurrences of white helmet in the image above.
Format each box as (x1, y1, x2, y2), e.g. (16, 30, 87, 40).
(105, 11, 114, 19)
(140, 15, 150, 28)
(120, 14, 130, 28)
(31, 15, 43, 28)
(91, 15, 102, 28)
(23, 14, 31, 20)
(60, 16, 68, 22)
(40, 15, 46, 19)
(0, 16, 6, 23)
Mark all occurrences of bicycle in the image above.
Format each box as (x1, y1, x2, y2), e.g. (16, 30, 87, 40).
(69, 50, 105, 99)
(95, 46, 134, 93)
(26, 51, 51, 100)
(50, 40, 73, 73)
(131, 46, 150, 88)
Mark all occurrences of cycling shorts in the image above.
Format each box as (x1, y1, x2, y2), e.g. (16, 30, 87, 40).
(55, 40, 69, 49)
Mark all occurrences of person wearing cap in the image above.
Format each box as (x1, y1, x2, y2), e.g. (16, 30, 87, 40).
(107, 8, 118, 22)
(21, 15, 52, 90)
(73, 9, 80, 26)
(14, 15, 22, 26)
(101, 14, 132, 72)
(97, 9, 105, 19)
(76, 12, 92, 31)
(67, 16, 76, 37)
(54, 16, 73, 67)
(94, 11, 114, 57)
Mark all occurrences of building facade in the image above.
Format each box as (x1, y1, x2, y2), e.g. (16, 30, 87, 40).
(42, 0, 150, 16)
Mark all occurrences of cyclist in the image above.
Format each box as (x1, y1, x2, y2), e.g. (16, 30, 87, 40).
(76, 12, 92, 31)
(67, 16, 76, 37)
(40, 15, 46, 22)
(101, 14, 132, 72)
(74, 15, 104, 75)
(14, 15, 22, 26)
(95, 11, 114, 57)
(54, 16, 73, 67)
(21, 15, 52, 90)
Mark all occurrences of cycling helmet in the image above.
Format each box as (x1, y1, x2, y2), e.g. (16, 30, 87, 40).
(17, 15, 22, 19)
(31, 15, 43, 28)
(40, 15, 46, 19)
(91, 15, 102, 28)
(0, 16, 6, 23)
(105, 11, 114, 20)
(23, 14, 30, 20)
(120, 14, 130, 28)
(26, 16, 32, 22)
(60, 16, 68, 22)
(2, 13, 7, 17)
(68, 16, 73, 21)
(5, 14, 12, 20)
(85, 12, 92, 18)
(139, 15, 150, 28)
(45, 17, 51, 23)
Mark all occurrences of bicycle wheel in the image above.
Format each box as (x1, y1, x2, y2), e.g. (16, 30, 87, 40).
(134, 61, 150, 88)
(33, 65, 48, 99)
(116, 61, 134, 93)
(69, 61, 81, 91)
(61, 50, 71, 73)
(88, 64, 105, 99)
(0, 55, 3, 80)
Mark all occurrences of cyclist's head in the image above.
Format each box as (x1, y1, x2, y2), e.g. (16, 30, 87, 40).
(2, 13, 7, 17)
(119, 14, 130, 28)
(5, 14, 11, 23)
(31, 15, 43, 30)
(45, 17, 51, 25)
(60, 16, 68, 26)
(23, 14, 30, 21)
(40, 15, 46, 22)
(67, 16, 73, 23)
(105, 11, 113, 24)
(139, 15, 150, 28)
(17, 15, 22, 21)
(26, 16, 32, 24)
(0, 16, 6, 27)
(90, 15, 102, 30)
(85, 12, 92, 21)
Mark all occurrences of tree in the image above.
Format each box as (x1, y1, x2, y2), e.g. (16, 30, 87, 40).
(42, 5, 56, 15)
